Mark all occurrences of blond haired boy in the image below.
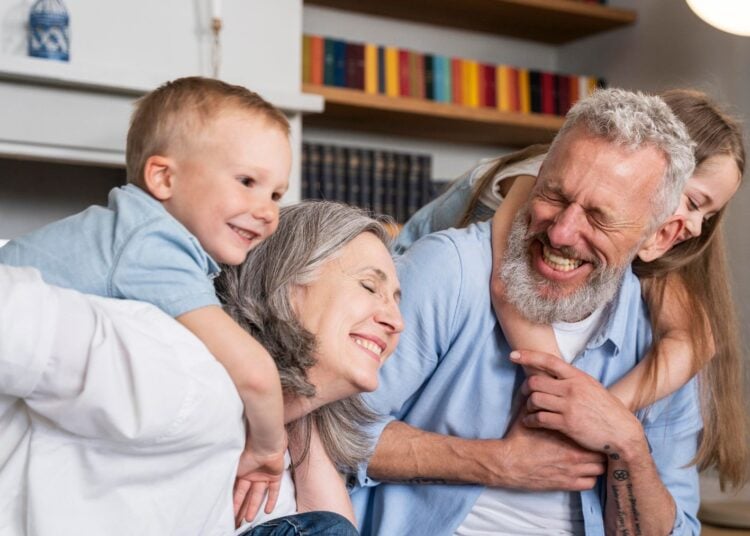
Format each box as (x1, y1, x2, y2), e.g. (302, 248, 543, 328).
(0, 77, 290, 512)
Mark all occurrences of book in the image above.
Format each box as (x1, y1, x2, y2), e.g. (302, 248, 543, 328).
(465, 59, 479, 108)
(302, 35, 312, 84)
(323, 38, 336, 86)
(307, 143, 322, 199)
(377, 46, 386, 94)
(346, 42, 365, 90)
(364, 43, 378, 94)
(518, 68, 531, 113)
(508, 67, 520, 112)
(333, 39, 347, 87)
(371, 150, 386, 214)
(345, 147, 362, 205)
(408, 51, 421, 99)
(359, 149, 373, 210)
(320, 144, 336, 200)
(424, 54, 434, 101)
(394, 152, 409, 222)
(451, 58, 463, 105)
(497, 65, 510, 112)
(529, 70, 542, 113)
(310, 35, 324, 85)
(483, 63, 497, 109)
(541, 72, 556, 115)
(399, 49, 410, 97)
(556, 74, 571, 116)
(333, 145, 347, 202)
(382, 151, 397, 218)
(406, 153, 422, 219)
(385, 46, 399, 97)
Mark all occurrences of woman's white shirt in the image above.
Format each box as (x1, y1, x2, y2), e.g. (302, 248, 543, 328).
(0, 266, 245, 536)
(235, 453, 298, 534)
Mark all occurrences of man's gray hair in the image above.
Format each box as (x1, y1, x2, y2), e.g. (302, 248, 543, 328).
(216, 200, 392, 473)
(552, 88, 696, 229)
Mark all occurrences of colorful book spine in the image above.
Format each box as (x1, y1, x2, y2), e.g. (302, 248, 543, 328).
(302, 35, 311, 84)
(483, 64, 497, 109)
(518, 68, 531, 113)
(364, 43, 378, 94)
(541, 72, 556, 115)
(333, 39, 347, 87)
(424, 54, 434, 101)
(497, 65, 510, 112)
(465, 60, 479, 108)
(556, 74, 571, 116)
(398, 49, 410, 97)
(323, 38, 336, 86)
(385, 46, 399, 97)
(451, 58, 463, 105)
(507, 67, 520, 112)
(310, 35, 324, 85)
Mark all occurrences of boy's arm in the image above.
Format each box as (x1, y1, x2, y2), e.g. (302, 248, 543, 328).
(609, 274, 712, 410)
(292, 424, 357, 525)
(178, 306, 286, 507)
(490, 174, 561, 358)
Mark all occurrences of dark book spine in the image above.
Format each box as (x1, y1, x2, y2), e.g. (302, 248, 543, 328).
(424, 54, 434, 100)
(359, 149, 373, 211)
(320, 145, 336, 200)
(541, 72, 555, 115)
(529, 70, 542, 114)
(398, 49, 410, 97)
(353, 43, 365, 90)
(333, 40, 347, 87)
(382, 151, 397, 219)
(333, 145, 347, 202)
(371, 150, 385, 215)
(377, 46, 386, 94)
(418, 154, 433, 206)
(345, 147, 361, 205)
(406, 153, 422, 219)
(324, 38, 336, 86)
(394, 152, 409, 223)
(307, 143, 322, 198)
(556, 74, 571, 116)
(301, 142, 310, 199)
(484, 64, 497, 108)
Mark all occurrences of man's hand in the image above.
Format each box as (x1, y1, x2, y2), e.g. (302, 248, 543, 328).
(511, 350, 644, 454)
(496, 404, 605, 491)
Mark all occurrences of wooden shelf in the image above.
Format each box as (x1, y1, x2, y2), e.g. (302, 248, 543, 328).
(305, 0, 636, 44)
(302, 84, 563, 147)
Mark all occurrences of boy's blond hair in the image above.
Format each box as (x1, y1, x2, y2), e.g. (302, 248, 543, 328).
(126, 76, 290, 187)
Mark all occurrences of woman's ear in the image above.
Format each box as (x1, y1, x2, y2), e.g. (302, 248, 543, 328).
(636, 215, 686, 263)
(142, 155, 176, 201)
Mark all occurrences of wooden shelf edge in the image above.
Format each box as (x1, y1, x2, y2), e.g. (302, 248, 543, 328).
(303, 84, 563, 147)
(304, 0, 636, 44)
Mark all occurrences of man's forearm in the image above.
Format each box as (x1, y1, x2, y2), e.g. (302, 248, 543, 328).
(604, 439, 676, 535)
(368, 419, 604, 490)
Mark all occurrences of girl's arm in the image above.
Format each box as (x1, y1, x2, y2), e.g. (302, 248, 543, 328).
(490, 175, 562, 359)
(609, 274, 714, 411)
(291, 423, 356, 525)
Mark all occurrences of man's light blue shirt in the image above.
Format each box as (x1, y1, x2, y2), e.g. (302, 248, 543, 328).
(0, 184, 220, 317)
(351, 221, 702, 535)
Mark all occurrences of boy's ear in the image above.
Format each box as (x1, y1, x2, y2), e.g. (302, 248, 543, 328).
(636, 215, 685, 263)
(143, 155, 176, 201)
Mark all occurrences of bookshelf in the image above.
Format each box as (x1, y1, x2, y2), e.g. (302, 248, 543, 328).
(304, 0, 637, 44)
(303, 84, 563, 147)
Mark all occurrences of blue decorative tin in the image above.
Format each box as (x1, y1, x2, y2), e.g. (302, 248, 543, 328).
(28, 0, 70, 61)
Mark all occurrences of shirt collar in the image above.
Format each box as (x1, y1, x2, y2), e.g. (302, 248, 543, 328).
(584, 267, 641, 357)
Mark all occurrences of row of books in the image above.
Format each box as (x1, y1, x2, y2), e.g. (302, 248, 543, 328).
(302, 34, 606, 116)
(301, 142, 433, 224)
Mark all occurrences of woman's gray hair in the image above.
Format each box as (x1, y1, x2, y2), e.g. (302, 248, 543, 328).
(215, 200, 392, 473)
(552, 88, 696, 230)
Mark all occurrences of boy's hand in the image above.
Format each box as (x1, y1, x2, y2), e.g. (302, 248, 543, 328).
(233, 447, 286, 526)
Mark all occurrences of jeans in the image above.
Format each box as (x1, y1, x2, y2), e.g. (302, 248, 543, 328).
(239, 511, 358, 536)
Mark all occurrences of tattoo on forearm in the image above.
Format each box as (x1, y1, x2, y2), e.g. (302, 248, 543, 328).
(609, 466, 642, 536)
(626, 481, 642, 536)
(613, 469, 629, 481)
(604, 444, 621, 460)
(610, 484, 630, 536)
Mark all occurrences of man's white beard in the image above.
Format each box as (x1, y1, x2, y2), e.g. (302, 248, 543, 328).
(499, 208, 628, 324)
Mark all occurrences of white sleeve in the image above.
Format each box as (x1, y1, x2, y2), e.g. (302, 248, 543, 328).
(0, 265, 237, 444)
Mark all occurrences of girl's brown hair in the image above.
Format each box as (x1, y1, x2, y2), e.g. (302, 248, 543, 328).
(457, 90, 747, 489)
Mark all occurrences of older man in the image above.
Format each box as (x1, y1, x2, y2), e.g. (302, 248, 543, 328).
(350, 89, 700, 535)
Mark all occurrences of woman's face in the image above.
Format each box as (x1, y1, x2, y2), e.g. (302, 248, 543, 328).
(292, 232, 404, 397)
(672, 153, 741, 245)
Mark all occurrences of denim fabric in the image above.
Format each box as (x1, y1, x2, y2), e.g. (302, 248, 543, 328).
(241, 512, 358, 536)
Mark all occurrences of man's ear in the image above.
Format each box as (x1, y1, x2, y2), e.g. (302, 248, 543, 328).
(142, 155, 176, 201)
(636, 215, 686, 263)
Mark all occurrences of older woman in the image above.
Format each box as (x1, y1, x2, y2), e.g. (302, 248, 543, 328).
(0, 201, 402, 536)
(223, 200, 403, 534)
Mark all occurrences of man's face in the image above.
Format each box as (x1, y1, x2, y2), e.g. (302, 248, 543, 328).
(501, 127, 668, 323)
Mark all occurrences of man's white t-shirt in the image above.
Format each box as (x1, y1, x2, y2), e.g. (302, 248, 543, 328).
(455, 306, 606, 535)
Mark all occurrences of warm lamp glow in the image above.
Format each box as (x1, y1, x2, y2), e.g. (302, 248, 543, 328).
(686, 0, 750, 36)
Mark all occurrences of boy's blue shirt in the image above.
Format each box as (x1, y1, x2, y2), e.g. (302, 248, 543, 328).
(0, 184, 221, 317)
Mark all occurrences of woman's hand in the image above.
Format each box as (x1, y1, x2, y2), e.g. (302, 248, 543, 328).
(233, 446, 286, 526)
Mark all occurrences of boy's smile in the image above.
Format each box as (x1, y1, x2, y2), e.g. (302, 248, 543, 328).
(157, 109, 291, 265)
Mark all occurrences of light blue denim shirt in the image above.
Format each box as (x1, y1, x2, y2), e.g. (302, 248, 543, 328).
(351, 221, 702, 535)
(0, 184, 220, 317)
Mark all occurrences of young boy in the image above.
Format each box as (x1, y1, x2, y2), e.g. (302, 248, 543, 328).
(0, 77, 291, 511)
